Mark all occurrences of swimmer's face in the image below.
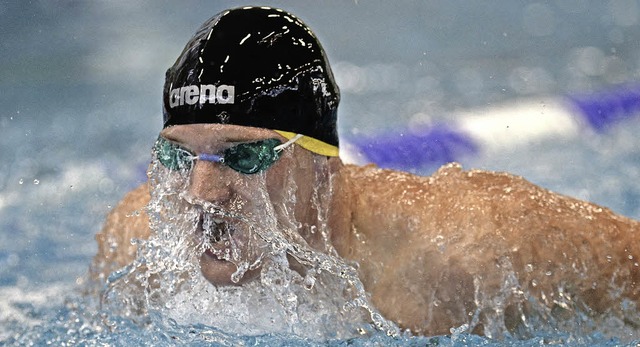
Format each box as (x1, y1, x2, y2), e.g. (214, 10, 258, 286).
(159, 124, 321, 286)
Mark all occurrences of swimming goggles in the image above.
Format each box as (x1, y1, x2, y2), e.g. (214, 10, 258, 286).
(153, 134, 302, 174)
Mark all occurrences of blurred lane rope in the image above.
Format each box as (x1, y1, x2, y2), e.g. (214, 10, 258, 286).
(345, 83, 640, 171)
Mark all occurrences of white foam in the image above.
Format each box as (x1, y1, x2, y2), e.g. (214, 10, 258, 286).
(95, 157, 397, 341)
(0, 283, 71, 340)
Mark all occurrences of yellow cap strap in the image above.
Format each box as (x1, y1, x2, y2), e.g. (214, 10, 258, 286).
(274, 130, 339, 157)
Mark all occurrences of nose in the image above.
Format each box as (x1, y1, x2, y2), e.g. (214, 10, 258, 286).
(188, 160, 232, 203)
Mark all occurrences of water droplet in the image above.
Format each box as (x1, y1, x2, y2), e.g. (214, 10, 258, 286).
(18, 179, 23, 185)
(33, 179, 40, 185)
(303, 274, 316, 290)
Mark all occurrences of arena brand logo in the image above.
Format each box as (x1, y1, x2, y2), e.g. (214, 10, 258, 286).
(169, 84, 235, 108)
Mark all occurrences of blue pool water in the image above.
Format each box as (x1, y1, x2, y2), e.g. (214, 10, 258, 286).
(1, 1, 640, 345)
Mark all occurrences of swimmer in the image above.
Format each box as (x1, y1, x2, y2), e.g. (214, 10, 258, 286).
(92, 7, 640, 336)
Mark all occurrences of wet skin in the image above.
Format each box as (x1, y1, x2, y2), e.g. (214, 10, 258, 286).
(93, 124, 341, 286)
(93, 123, 640, 336)
(161, 124, 340, 285)
(162, 124, 282, 285)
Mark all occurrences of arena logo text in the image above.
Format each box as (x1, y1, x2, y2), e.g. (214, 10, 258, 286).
(169, 84, 235, 107)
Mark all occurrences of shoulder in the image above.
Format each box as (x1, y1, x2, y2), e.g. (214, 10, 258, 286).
(337, 161, 623, 226)
(91, 183, 151, 280)
(103, 183, 151, 234)
(341, 161, 552, 202)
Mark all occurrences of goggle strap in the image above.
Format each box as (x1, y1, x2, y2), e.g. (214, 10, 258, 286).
(274, 133, 303, 152)
(274, 130, 339, 157)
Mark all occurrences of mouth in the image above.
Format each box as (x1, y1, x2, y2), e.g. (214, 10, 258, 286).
(196, 212, 235, 247)
(195, 211, 238, 263)
(198, 212, 234, 245)
(196, 211, 262, 285)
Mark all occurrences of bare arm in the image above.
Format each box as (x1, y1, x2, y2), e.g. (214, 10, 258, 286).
(336, 163, 640, 335)
(90, 183, 151, 282)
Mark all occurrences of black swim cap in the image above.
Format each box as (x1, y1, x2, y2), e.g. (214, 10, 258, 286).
(163, 7, 340, 152)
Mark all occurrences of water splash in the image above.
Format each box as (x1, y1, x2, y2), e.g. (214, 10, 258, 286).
(68, 152, 640, 345)
(93, 155, 398, 341)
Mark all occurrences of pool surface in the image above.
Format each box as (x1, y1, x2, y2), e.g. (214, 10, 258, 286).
(2, 1, 640, 345)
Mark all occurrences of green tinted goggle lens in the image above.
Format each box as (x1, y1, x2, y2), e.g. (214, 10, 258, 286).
(223, 138, 282, 174)
(153, 137, 283, 174)
(154, 137, 194, 171)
